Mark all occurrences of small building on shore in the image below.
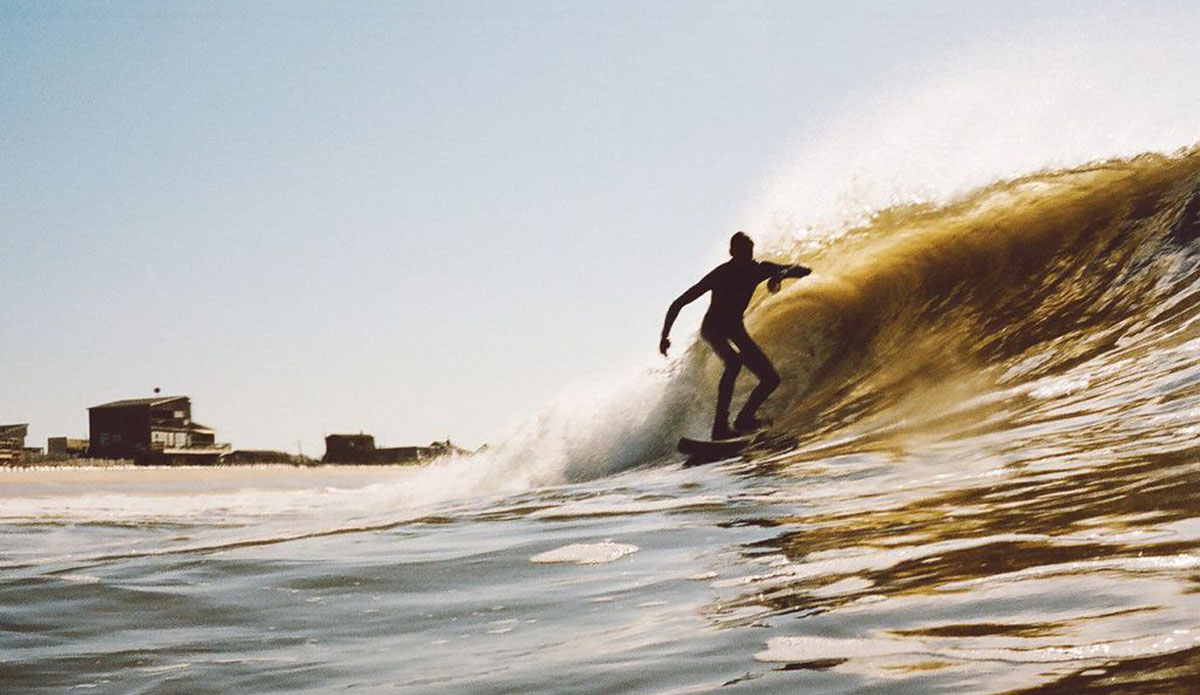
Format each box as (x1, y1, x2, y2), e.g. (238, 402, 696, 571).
(0, 424, 29, 463)
(88, 395, 230, 465)
(323, 434, 377, 464)
(47, 437, 89, 459)
(323, 434, 467, 464)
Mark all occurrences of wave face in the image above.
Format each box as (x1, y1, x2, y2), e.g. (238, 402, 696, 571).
(733, 149, 1200, 451)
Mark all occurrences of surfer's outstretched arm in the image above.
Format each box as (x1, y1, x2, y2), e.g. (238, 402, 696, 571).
(660, 275, 712, 356)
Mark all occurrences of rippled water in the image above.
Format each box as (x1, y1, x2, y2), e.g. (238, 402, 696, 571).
(3, 379, 1198, 695)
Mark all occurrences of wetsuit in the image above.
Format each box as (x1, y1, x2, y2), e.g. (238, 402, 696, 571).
(696, 258, 793, 436)
(662, 246, 811, 438)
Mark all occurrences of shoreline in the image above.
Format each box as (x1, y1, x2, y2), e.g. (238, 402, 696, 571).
(1, 459, 431, 471)
(0, 462, 433, 497)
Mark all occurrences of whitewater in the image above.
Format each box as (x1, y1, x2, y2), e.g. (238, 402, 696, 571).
(5, 19, 1200, 695)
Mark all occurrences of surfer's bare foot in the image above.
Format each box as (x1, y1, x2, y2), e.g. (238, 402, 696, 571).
(711, 425, 739, 441)
(733, 416, 770, 433)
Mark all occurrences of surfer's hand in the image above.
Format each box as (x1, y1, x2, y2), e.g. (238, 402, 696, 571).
(659, 336, 671, 356)
(767, 274, 783, 293)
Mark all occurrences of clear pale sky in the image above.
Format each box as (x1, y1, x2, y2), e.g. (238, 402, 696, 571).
(2, 1, 1190, 454)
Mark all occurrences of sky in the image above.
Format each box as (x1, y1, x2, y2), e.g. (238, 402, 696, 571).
(2, 0, 1193, 455)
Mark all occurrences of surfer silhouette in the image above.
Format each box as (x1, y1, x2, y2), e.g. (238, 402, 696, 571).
(660, 232, 811, 440)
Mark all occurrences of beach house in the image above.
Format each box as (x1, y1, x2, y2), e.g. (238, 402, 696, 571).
(0, 423, 29, 463)
(88, 395, 230, 464)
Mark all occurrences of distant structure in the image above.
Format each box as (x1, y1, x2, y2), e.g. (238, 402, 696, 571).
(88, 395, 230, 465)
(0, 424, 30, 463)
(323, 434, 377, 464)
(47, 437, 89, 460)
(322, 434, 466, 464)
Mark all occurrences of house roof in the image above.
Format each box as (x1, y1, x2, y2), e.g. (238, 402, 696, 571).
(0, 424, 29, 436)
(90, 396, 189, 410)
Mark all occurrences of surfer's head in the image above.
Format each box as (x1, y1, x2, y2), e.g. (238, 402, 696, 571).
(730, 231, 754, 260)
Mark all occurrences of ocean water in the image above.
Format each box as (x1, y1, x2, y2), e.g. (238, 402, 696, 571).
(5, 149, 1200, 693)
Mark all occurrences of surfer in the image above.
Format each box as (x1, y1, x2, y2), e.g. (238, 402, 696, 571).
(660, 232, 811, 440)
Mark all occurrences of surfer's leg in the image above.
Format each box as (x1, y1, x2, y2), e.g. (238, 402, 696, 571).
(703, 332, 742, 440)
(715, 354, 743, 439)
(732, 329, 780, 430)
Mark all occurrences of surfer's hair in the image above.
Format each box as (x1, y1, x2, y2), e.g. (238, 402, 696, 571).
(730, 231, 753, 258)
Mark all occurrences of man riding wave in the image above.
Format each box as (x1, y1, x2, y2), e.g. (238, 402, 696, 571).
(660, 232, 811, 440)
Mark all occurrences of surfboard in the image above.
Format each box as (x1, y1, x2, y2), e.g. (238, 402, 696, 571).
(677, 434, 757, 466)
